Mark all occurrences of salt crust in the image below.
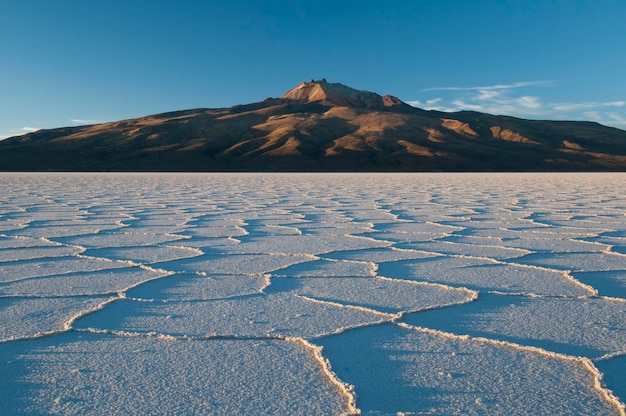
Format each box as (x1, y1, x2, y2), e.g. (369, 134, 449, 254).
(0, 172, 624, 415)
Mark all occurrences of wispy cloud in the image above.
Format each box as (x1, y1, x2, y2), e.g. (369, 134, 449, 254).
(552, 101, 625, 112)
(71, 119, 100, 124)
(410, 80, 554, 116)
(405, 100, 457, 112)
(424, 81, 554, 92)
(0, 126, 41, 141)
(606, 112, 626, 129)
(406, 81, 626, 129)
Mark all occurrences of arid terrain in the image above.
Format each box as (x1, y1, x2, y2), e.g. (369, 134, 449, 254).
(2, 80, 626, 171)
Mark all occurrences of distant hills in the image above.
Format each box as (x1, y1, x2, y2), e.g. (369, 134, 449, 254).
(2, 79, 626, 171)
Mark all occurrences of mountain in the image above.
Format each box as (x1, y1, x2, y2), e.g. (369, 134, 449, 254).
(2, 79, 626, 171)
(280, 78, 410, 110)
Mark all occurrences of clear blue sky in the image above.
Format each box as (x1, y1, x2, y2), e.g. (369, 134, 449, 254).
(2, 1, 625, 139)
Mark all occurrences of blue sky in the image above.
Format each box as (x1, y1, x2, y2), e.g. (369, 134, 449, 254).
(2, 1, 625, 140)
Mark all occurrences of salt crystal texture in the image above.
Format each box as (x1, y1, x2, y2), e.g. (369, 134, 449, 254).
(0, 172, 624, 415)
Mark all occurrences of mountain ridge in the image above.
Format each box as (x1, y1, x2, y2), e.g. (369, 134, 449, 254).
(280, 79, 409, 110)
(2, 79, 626, 172)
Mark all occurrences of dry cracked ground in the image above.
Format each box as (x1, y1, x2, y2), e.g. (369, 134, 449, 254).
(1, 172, 625, 415)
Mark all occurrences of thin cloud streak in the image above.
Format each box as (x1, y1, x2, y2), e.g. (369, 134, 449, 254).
(424, 81, 554, 92)
(552, 101, 625, 112)
(71, 119, 100, 124)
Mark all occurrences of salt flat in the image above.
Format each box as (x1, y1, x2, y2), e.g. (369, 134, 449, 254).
(0, 172, 625, 415)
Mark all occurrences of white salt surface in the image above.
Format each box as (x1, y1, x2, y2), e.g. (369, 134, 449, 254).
(0, 172, 625, 415)
(0, 332, 351, 415)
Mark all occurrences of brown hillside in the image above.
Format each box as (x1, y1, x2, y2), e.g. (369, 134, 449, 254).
(1, 80, 626, 171)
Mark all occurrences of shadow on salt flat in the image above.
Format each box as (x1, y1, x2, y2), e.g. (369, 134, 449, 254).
(377, 256, 591, 297)
(181, 225, 248, 238)
(600, 229, 626, 237)
(317, 323, 616, 415)
(372, 222, 463, 234)
(611, 244, 626, 255)
(321, 247, 433, 263)
(524, 213, 623, 231)
(357, 230, 442, 243)
(402, 293, 626, 358)
(0, 221, 35, 234)
(104, 224, 189, 235)
(0, 257, 128, 283)
(271, 258, 376, 277)
(395, 240, 530, 259)
(0, 296, 111, 340)
(235, 218, 304, 236)
(506, 225, 607, 239)
(5, 223, 126, 239)
(448, 235, 608, 253)
(265, 276, 473, 314)
(294, 222, 377, 235)
(221, 234, 390, 256)
(56, 232, 187, 248)
(126, 274, 266, 301)
(72, 292, 385, 339)
(595, 355, 626, 407)
(1, 268, 168, 297)
(157, 253, 313, 276)
(84, 245, 202, 264)
(0, 237, 63, 249)
(574, 271, 626, 298)
(0, 332, 350, 415)
(0, 245, 83, 262)
(516, 252, 626, 272)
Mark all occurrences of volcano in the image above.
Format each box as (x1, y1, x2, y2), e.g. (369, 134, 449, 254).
(2, 79, 626, 171)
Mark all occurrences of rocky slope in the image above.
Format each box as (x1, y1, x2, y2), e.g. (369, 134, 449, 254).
(2, 79, 626, 171)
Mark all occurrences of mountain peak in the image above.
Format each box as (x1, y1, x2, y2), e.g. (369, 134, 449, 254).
(281, 79, 407, 109)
